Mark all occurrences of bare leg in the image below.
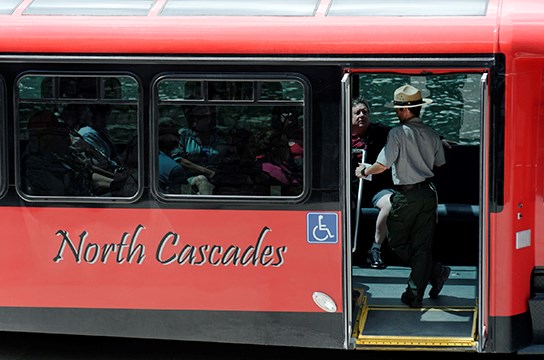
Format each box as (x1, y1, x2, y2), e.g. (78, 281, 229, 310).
(374, 193, 392, 246)
(367, 193, 392, 269)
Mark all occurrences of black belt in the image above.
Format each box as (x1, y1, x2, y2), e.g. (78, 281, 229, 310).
(394, 180, 429, 192)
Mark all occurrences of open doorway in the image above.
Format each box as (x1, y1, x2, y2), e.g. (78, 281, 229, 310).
(348, 71, 484, 350)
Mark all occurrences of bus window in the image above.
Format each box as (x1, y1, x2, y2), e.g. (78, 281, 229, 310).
(16, 74, 141, 201)
(154, 77, 305, 198)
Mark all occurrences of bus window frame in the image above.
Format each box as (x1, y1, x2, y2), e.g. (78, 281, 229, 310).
(151, 72, 310, 202)
(0, 76, 6, 199)
(14, 71, 144, 203)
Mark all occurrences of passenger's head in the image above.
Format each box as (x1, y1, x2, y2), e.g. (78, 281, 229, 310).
(60, 103, 89, 130)
(158, 119, 181, 155)
(104, 77, 122, 99)
(159, 134, 179, 154)
(260, 129, 290, 162)
(159, 119, 179, 137)
(89, 104, 112, 129)
(184, 106, 214, 132)
(27, 110, 71, 155)
(351, 96, 371, 136)
(271, 106, 299, 132)
(28, 110, 62, 134)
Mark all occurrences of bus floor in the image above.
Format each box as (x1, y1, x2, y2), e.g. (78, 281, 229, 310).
(352, 265, 478, 351)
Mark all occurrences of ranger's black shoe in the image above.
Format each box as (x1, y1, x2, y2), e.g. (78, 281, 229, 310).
(401, 291, 423, 308)
(367, 248, 386, 269)
(429, 265, 451, 299)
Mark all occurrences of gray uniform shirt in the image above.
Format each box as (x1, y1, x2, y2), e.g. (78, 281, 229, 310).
(376, 117, 445, 185)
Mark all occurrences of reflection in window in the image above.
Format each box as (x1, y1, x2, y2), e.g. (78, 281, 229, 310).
(155, 77, 305, 197)
(207, 81, 253, 101)
(17, 74, 140, 200)
(327, 0, 488, 17)
(160, 0, 318, 16)
(356, 73, 480, 144)
(353, 72, 483, 207)
(260, 82, 285, 100)
(24, 0, 154, 16)
(0, 0, 22, 15)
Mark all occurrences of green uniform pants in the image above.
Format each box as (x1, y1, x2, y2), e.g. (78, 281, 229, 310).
(387, 184, 438, 298)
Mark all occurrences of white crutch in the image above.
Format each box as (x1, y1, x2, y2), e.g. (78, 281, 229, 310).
(352, 149, 366, 253)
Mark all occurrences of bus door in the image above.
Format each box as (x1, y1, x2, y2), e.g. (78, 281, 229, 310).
(344, 68, 489, 351)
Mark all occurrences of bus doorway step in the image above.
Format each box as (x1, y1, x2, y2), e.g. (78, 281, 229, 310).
(352, 292, 478, 351)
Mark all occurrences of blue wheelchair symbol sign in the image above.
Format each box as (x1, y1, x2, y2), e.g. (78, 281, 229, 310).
(307, 213, 338, 244)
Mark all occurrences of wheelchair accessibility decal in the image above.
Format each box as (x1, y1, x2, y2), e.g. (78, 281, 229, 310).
(307, 213, 338, 244)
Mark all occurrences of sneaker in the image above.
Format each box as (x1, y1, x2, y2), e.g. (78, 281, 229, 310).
(429, 265, 451, 299)
(401, 291, 423, 308)
(367, 248, 386, 269)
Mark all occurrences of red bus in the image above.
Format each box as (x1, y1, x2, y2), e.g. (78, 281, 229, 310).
(0, 0, 543, 354)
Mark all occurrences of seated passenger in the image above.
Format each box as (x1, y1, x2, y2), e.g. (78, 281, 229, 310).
(271, 106, 303, 171)
(159, 119, 213, 195)
(22, 110, 94, 196)
(60, 103, 116, 194)
(255, 129, 302, 196)
(171, 106, 236, 194)
(78, 104, 123, 173)
(212, 127, 265, 195)
(159, 133, 188, 194)
(171, 106, 227, 177)
(108, 135, 139, 197)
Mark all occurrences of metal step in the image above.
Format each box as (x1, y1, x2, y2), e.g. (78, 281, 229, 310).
(352, 265, 478, 351)
(353, 294, 477, 350)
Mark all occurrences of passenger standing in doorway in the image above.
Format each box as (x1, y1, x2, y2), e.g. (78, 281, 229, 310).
(355, 85, 451, 308)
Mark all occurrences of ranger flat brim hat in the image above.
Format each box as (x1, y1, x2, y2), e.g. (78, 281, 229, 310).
(385, 84, 433, 108)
